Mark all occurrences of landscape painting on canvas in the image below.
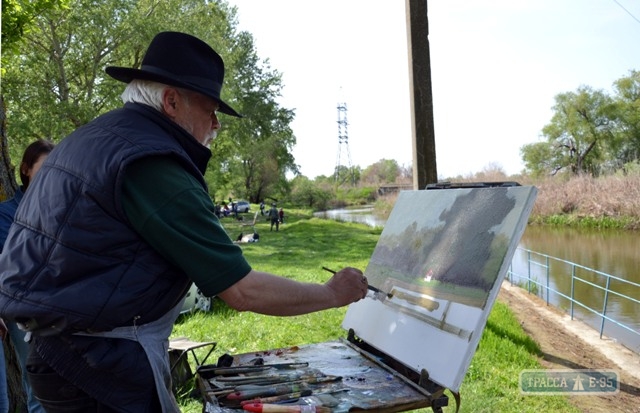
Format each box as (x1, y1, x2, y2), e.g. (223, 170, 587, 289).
(342, 185, 537, 392)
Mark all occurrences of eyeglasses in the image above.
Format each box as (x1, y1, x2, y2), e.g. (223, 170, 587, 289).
(178, 89, 220, 121)
(207, 109, 219, 121)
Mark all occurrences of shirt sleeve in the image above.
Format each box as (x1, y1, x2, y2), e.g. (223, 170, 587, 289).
(121, 156, 251, 296)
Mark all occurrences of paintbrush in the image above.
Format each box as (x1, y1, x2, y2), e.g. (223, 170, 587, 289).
(240, 389, 313, 405)
(322, 266, 393, 299)
(204, 362, 309, 376)
(226, 376, 342, 400)
(225, 383, 308, 400)
(218, 371, 334, 386)
(242, 403, 332, 413)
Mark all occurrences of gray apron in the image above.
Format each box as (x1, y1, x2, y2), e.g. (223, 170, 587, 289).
(74, 299, 185, 412)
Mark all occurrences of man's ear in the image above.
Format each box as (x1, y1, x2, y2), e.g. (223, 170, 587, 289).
(162, 88, 180, 117)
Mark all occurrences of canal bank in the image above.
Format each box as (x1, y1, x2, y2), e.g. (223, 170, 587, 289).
(499, 282, 640, 412)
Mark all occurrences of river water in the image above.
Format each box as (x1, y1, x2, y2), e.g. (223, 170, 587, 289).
(314, 206, 640, 352)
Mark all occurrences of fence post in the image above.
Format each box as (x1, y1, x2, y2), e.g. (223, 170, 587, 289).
(600, 276, 612, 339)
(545, 255, 550, 305)
(527, 250, 532, 294)
(570, 265, 575, 320)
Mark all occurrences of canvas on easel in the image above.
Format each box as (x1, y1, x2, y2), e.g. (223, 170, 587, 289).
(342, 185, 537, 392)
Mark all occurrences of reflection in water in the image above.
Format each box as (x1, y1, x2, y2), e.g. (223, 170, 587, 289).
(520, 226, 640, 286)
(313, 206, 387, 228)
(514, 226, 640, 352)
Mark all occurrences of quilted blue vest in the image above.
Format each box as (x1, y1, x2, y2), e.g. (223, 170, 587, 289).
(0, 103, 210, 335)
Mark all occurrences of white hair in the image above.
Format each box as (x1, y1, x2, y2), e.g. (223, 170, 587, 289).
(120, 79, 168, 111)
(119, 79, 213, 144)
(120, 80, 194, 112)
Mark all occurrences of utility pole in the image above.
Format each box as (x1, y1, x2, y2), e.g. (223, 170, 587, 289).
(334, 102, 354, 185)
(406, 0, 437, 189)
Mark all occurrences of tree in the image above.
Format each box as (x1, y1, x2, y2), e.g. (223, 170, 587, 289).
(1, 0, 68, 200)
(522, 86, 614, 176)
(2, 0, 150, 156)
(333, 164, 359, 186)
(520, 141, 560, 178)
(361, 158, 400, 184)
(521, 71, 640, 177)
(290, 176, 334, 209)
(2, 0, 298, 203)
(210, 28, 298, 203)
(609, 70, 640, 168)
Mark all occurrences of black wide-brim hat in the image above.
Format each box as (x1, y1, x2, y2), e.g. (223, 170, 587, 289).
(106, 31, 241, 117)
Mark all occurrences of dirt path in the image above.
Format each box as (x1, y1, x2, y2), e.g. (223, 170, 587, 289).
(498, 282, 640, 413)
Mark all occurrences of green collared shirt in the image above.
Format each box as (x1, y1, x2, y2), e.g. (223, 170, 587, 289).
(122, 156, 251, 296)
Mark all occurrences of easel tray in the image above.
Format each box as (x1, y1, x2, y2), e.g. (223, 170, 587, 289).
(197, 339, 434, 413)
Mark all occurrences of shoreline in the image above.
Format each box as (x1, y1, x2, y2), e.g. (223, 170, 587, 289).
(498, 282, 640, 412)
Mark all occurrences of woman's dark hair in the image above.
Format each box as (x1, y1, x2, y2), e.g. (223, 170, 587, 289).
(19, 139, 55, 189)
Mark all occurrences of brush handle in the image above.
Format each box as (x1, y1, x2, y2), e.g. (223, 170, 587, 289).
(240, 389, 313, 405)
(226, 384, 305, 400)
(243, 404, 328, 413)
(323, 267, 391, 298)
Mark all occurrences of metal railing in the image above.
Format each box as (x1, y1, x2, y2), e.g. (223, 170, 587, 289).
(507, 247, 640, 352)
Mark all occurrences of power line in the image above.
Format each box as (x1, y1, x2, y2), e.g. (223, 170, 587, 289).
(611, 0, 640, 25)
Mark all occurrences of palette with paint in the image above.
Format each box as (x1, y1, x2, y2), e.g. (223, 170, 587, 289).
(197, 183, 537, 413)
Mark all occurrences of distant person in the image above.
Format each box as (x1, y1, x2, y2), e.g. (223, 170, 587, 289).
(0, 32, 367, 412)
(279, 207, 284, 224)
(259, 201, 265, 216)
(232, 201, 238, 219)
(269, 202, 280, 232)
(0, 139, 54, 413)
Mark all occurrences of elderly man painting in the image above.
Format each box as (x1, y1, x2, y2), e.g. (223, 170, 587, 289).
(0, 32, 368, 412)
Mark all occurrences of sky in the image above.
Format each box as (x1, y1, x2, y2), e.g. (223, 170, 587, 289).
(226, 0, 640, 180)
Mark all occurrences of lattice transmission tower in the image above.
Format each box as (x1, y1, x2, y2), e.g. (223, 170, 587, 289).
(334, 102, 354, 184)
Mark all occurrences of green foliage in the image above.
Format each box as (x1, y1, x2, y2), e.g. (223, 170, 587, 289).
(2, 0, 296, 202)
(361, 158, 400, 184)
(209, 28, 298, 203)
(619, 160, 640, 176)
(610, 70, 640, 166)
(3, 0, 150, 150)
(289, 176, 334, 210)
(331, 164, 360, 186)
(536, 214, 632, 230)
(334, 185, 377, 206)
(521, 71, 640, 177)
(521, 142, 557, 178)
(0, 0, 67, 56)
(543, 86, 611, 174)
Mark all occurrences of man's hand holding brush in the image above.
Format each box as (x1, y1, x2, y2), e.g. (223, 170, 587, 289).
(323, 266, 369, 303)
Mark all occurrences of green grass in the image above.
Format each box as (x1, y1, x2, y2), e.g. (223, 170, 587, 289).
(174, 210, 579, 413)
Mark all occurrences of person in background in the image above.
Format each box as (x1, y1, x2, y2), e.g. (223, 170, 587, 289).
(259, 200, 265, 216)
(269, 202, 280, 232)
(0, 318, 7, 413)
(0, 139, 54, 413)
(0, 32, 367, 412)
(0, 140, 55, 247)
(279, 207, 284, 224)
(232, 201, 238, 219)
